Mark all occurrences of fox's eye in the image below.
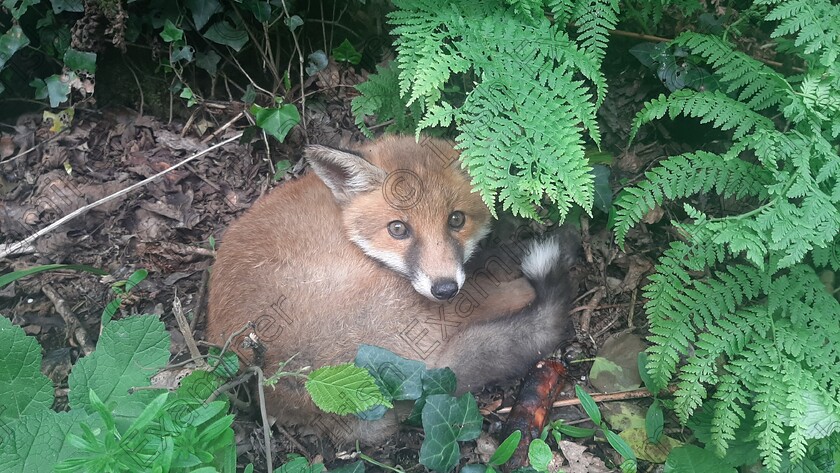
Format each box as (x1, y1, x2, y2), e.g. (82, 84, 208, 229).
(448, 211, 465, 230)
(387, 220, 409, 239)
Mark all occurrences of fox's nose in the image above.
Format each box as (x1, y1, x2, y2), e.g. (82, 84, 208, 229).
(431, 279, 459, 300)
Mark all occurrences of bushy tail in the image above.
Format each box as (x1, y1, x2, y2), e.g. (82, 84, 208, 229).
(518, 225, 580, 348)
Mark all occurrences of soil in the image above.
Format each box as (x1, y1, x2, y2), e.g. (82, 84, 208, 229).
(0, 29, 719, 473)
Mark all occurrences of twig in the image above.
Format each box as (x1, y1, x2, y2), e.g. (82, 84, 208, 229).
(279, 0, 308, 142)
(42, 284, 95, 355)
(172, 288, 210, 370)
(0, 128, 67, 165)
(0, 133, 243, 260)
(202, 111, 245, 144)
(577, 286, 605, 335)
(495, 385, 678, 414)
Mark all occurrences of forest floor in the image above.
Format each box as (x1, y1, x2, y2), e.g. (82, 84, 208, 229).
(0, 35, 710, 472)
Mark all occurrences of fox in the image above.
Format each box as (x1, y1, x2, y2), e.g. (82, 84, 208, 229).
(205, 135, 579, 445)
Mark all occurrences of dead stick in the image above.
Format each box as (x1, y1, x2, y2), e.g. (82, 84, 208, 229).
(42, 284, 95, 355)
(495, 385, 678, 414)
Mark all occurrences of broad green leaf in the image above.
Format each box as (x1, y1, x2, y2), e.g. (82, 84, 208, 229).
(591, 165, 612, 213)
(0, 410, 98, 471)
(0, 317, 53, 419)
(63, 48, 96, 73)
(333, 39, 361, 65)
(284, 15, 303, 32)
(273, 160, 291, 180)
(637, 352, 655, 392)
(207, 347, 240, 378)
(203, 20, 248, 51)
(419, 393, 482, 472)
(329, 461, 365, 473)
(355, 344, 426, 401)
(274, 454, 325, 473)
(68, 315, 170, 423)
(125, 269, 148, 292)
(3, 0, 38, 19)
(489, 430, 521, 466)
(243, 0, 271, 22)
(528, 438, 552, 472)
(44, 73, 72, 107)
(0, 25, 30, 68)
(250, 103, 300, 143)
(407, 367, 458, 425)
(305, 363, 391, 415)
(160, 19, 184, 42)
(552, 420, 597, 438)
(49, 0, 83, 13)
(171, 45, 195, 63)
(605, 429, 637, 463)
(185, 0, 221, 30)
(306, 50, 328, 76)
(575, 385, 602, 425)
(664, 445, 737, 473)
(196, 50, 221, 76)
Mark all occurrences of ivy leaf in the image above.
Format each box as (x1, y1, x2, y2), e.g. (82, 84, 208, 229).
(3, 0, 38, 19)
(196, 50, 221, 76)
(0, 25, 30, 69)
(171, 44, 195, 63)
(285, 15, 303, 32)
(203, 20, 248, 51)
(43, 73, 72, 107)
(250, 103, 300, 142)
(407, 367, 457, 425)
(355, 344, 426, 401)
(306, 50, 328, 76)
(419, 393, 482, 472)
(63, 48, 96, 73)
(185, 0, 221, 30)
(160, 19, 184, 43)
(0, 317, 54, 419)
(305, 363, 391, 415)
(333, 39, 361, 65)
(49, 0, 83, 13)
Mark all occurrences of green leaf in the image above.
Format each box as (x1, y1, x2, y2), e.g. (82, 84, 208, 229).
(125, 269, 148, 292)
(637, 352, 655, 392)
(0, 26, 30, 69)
(605, 429, 637, 463)
(285, 15, 303, 32)
(0, 264, 107, 289)
(160, 19, 184, 43)
(68, 315, 170, 422)
(203, 20, 248, 51)
(171, 44, 195, 63)
(63, 48, 96, 73)
(44, 73, 72, 107)
(329, 461, 365, 473)
(355, 344, 426, 401)
(243, 0, 271, 22)
(552, 422, 597, 438)
(49, 0, 83, 13)
(0, 410, 97, 471)
(419, 393, 482, 472)
(3, 0, 38, 19)
(196, 50, 221, 76)
(591, 164, 612, 213)
(646, 399, 664, 443)
(250, 103, 300, 142)
(306, 50, 328, 76)
(273, 160, 291, 180)
(527, 438, 552, 472)
(575, 385, 602, 425)
(489, 430, 521, 466)
(333, 39, 362, 65)
(664, 445, 737, 473)
(185, 0, 221, 30)
(0, 317, 54, 419)
(305, 363, 391, 415)
(208, 346, 240, 378)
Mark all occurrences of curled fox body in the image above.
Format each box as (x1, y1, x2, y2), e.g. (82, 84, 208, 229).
(206, 135, 578, 443)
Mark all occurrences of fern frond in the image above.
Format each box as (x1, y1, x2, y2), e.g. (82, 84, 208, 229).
(613, 151, 773, 246)
(571, 0, 619, 106)
(630, 90, 776, 143)
(351, 63, 423, 137)
(757, 0, 840, 66)
(672, 32, 791, 111)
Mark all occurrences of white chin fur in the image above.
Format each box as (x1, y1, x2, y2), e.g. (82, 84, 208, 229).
(411, 272, 437, 300)
(521, 236, 562, 279)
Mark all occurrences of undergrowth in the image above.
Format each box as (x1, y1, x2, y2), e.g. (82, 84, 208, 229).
(613, 0, 840, 470)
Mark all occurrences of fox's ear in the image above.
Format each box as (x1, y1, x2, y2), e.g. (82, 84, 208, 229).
(304, 145, 386, 204)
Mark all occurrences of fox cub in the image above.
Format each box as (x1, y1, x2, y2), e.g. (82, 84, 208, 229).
(205, 135, 578, 443)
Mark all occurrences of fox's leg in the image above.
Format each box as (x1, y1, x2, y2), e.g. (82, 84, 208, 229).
(433, 230, 580, 393)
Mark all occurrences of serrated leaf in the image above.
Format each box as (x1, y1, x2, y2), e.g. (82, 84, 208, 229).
(0, 317, 54, 419)
(251, 103, 300, 142)
(0, 410, 98, 471)
(68, 315, 170, 423)
(208, 346, 240, 378)
(419, 393, 482, 472)
(305, 363, 390, 415)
